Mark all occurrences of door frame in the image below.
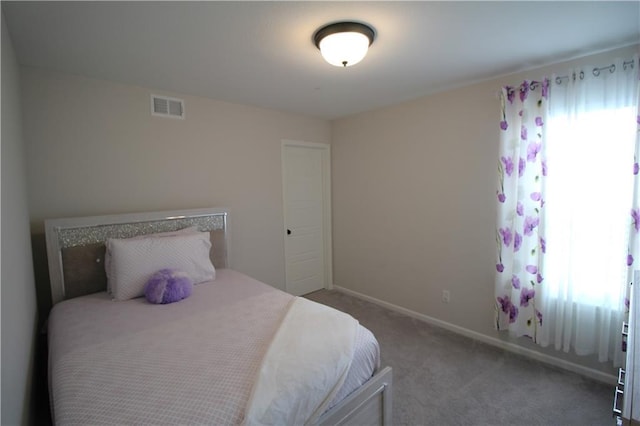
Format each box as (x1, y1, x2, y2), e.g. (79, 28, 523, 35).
(281, 139, 333, 293)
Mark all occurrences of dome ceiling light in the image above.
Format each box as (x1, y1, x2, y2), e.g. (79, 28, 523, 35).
(313, 21, 376, 67)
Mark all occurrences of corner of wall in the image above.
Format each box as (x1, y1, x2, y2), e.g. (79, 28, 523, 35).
(1, 9, 40, 426)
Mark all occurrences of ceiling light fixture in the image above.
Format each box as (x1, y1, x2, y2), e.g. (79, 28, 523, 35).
(313, 21, 375, 68)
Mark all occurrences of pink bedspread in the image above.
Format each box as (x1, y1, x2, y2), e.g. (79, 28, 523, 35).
(48, 269, 379, 425)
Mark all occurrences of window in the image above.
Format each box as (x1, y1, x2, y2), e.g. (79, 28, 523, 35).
(495, 56, 639, 364)
(544, 106, 637, 308)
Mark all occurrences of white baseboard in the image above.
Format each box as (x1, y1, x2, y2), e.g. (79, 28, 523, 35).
(333, 285, 617, 385)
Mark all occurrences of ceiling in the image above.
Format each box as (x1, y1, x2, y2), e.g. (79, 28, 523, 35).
(3, 1, 639, 120)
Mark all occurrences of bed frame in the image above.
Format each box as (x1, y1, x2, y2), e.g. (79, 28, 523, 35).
(44, 207, 392, 426)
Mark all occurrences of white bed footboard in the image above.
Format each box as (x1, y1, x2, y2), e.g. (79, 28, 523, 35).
(318, 366, 392, 426)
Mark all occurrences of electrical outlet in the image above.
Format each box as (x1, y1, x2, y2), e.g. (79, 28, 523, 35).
(442, 290, 450, 303)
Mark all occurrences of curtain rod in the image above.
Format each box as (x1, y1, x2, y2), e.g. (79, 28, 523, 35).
(494, 56, 638, 98)
(554, 58, 636, 85)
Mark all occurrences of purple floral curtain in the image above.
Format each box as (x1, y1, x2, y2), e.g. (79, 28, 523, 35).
(495, 80, 548, 340)
(632, 111, 640, 292)
(630, 111, 640, 321)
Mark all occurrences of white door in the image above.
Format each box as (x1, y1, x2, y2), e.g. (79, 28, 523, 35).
(282, 141, 332, 296)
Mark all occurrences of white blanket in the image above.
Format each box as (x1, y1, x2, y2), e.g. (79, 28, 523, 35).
(243, 297, 359, 426)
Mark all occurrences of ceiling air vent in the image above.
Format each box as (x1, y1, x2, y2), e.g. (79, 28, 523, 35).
(151, 94, 185, 119)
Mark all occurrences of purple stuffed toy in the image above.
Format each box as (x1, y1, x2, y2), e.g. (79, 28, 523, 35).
(144, 268, 193, 304)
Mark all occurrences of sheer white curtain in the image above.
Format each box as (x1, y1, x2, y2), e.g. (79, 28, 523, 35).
(539, 56, 639, 365)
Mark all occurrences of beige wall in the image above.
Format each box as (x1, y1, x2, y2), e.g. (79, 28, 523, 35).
(331, 44, 639, 373)
(21, 68, 331, 301)
(1, 11, 38, 425)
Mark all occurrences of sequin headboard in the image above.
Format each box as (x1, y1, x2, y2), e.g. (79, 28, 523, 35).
(45, 207, 229, 305)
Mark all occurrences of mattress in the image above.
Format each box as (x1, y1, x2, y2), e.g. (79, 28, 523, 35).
(48, 269, 379, 425)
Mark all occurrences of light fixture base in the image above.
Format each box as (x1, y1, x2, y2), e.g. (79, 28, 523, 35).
(313, 22, 375, 49)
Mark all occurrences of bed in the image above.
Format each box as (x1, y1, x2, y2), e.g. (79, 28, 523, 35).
(45, 207, 392, 425)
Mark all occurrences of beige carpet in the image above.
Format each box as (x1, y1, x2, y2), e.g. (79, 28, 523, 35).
(305, 289, 615, 426)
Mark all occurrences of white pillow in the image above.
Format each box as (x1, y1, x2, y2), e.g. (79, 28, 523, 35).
(104, 226, 199, 293)
(107, 232, 215, 301)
